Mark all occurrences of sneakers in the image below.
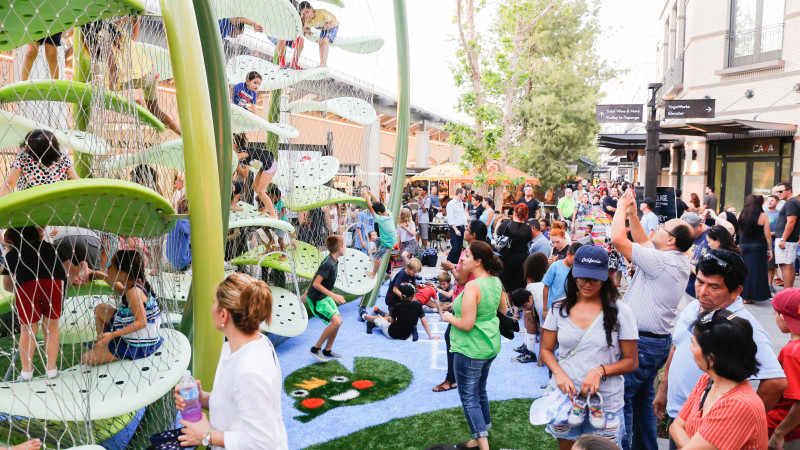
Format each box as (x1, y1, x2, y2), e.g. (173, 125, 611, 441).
(567, 394, 588, 427)
(587, 393, 606, 429)
(512, 351, 537, 364)
(513, 343, 528, 354)
(17, 371, 33, 383)
(310, 347, 328, 362)
(366, 321, 376, 334)
(374, 307, 388, 317)
(323, 349, 342, 359)
(358, 305, 367, 322)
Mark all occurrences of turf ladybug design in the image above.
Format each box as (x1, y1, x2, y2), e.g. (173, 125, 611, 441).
(284, 357, 411, 422)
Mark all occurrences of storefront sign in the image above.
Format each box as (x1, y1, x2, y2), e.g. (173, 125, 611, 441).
(595, 104, 644, 123)
(715, 137, 782, 156)
(664, 99, 716, 118)
(752, 143, 776, 153)
(634, 186, 677, 223)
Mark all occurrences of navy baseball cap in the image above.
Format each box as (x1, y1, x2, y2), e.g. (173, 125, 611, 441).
(398, 283, 416, 298)
(572, 245, 609, 281)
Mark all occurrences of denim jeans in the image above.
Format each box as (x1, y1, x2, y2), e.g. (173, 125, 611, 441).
(454, 352, 496, 439)
(447, 226, 465, 264)
(622, 335, 672, 450)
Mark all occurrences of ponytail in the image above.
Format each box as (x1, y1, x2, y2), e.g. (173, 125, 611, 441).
(216, 273, 273, 334)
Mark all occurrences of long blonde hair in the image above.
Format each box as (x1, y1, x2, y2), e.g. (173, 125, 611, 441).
(216, 273, 273, 333)
(399, 208, 412, 225)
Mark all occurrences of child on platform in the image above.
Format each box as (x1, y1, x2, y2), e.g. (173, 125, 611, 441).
(767, 289, 800, 447)
(299, 1, 339, 67)
(362, 284, 439, 341)
(81, 250, 162, 365)
(166, 198, 191, 271)
(1, 227, 67, 381)
(0, 130, 78, 198)
(304, 235, 346, 362)
(364, 188, 397, 278)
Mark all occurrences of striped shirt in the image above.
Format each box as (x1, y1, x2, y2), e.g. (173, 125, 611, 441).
(679, 374, 768, 450)
(621, 243, 690, 334)
(112, 285, 162, 347)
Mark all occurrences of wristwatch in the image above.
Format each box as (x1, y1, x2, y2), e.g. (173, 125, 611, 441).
(202, 428, 213, 446)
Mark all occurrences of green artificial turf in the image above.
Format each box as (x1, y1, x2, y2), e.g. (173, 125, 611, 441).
(305, 398, 557, 450)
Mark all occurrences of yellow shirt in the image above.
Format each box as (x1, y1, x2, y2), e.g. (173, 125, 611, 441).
(305, 9, 338, 29)
(99, 21, 153, 89)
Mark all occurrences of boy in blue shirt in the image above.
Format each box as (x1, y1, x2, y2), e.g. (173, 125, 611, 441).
(541, 242, 582, 317)
(364, 188, 397, 278)
(354, 204, 375, 255)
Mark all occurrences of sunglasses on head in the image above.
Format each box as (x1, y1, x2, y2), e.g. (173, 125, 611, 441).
(700, 252, 743, 268)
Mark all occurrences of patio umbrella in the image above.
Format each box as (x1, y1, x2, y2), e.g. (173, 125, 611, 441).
(451, 161, 539, 185)
(411, 162, 467, 181)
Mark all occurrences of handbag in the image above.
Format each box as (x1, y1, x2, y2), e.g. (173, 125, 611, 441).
(495, 221, 513, 253)
(496, 287, 519, 340)
(147, 428, 198, 450)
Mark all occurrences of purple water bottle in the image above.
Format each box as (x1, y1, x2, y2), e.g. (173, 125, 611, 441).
(179, 370, 202, 422)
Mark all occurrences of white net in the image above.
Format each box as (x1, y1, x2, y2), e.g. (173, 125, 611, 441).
(0, 0, 383, 447)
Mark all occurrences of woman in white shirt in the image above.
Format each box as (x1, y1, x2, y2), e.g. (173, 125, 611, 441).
(175, 273, 288, 449)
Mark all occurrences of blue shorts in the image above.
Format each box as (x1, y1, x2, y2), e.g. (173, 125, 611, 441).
(104, 323, 162, 360)
(319, 26, 338, 43)
(546, 406, 625, 445)
(373, 237, 391, 261)
(268, 37, 296, 48)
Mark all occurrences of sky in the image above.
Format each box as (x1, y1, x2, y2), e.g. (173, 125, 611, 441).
(330, 0, 662, 122)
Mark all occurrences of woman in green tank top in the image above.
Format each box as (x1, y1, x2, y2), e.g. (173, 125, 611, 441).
(442, 241, 508, 450)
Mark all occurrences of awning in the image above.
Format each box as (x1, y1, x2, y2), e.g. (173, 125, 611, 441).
(597, 133, 683, 156)
(659, 119, 797, 138)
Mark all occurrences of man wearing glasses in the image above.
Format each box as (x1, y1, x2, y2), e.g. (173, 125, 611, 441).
(774, 182, 800, 288)
(653, 249, 787, 449)
(612, 189, 695, 450)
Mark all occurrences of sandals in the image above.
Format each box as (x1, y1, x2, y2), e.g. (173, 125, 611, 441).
(432, 381, 457, 392)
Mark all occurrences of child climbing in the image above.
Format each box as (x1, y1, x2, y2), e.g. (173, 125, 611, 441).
(81, 249, 162, 365)
(0, 130, 78, 198)
(398, 208, 418, 266)
(299, 1, 339, 68)
(303, 235, 346, 362)
(21, 33, 62, 80)
(362, 284, 439, 341)
(270, 36, 305, 69)
(363, 187, 397, 279)
(1, 227, 67, 382)
(166, 198, 191, 271)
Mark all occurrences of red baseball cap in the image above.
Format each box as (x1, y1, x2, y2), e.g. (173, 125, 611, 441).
(773, 288, 800, 333)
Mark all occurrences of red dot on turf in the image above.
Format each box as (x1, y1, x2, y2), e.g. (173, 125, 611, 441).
(352, 380, 374, 389)
(301, 398, 325, 409)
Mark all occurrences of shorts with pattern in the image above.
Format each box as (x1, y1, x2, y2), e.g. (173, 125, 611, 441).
(373, 237, 391, 261)
(546, 407, 625, 445)
(319, 26, 339, 43)
(775, 241, 798, 265)
(309, 296, 340, 324)
(400, 239, 419, 256)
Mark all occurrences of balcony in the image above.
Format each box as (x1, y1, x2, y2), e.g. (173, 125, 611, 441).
(662, 52, 684, 99)
(726, 23, 784, 69)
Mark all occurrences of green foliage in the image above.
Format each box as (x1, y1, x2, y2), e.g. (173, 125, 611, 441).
(510, 0, 615, 190)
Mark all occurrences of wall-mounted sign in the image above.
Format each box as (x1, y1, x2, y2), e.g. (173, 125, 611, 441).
(664, 99, 716, 119)
(596, 104, 644, 123)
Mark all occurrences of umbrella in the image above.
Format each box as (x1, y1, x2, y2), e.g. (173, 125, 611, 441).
(411, 162, 467, 181)
(452, 161, 539, 185)
(574, 208, 612, 246)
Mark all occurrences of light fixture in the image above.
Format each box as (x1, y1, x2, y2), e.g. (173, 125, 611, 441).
(691, 149, 697, 160)
(703, 95, 711, 100)
(745, 89, 755, 99)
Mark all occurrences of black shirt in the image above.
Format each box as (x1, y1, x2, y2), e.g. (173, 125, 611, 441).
(602, 196, 618, 216)
(1, 240, 67, 286)
(515, 196, 539, 220)
(388, 300, 425, 339)
(386, 269, 414, 307)
(676, 198, 688, 218)
(474, 204, 485, 220)
(307, 255, 338, 302)
(497, 220, 533, 255)
(776, 197, 800, 241)
(554, 245, 569, 260)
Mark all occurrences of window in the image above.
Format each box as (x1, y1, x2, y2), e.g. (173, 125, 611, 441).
(728, 0, 785, 67)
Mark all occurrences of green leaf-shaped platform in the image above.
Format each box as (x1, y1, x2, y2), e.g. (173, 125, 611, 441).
(0, 179, 175, 237)
(285, 185, 367, 211)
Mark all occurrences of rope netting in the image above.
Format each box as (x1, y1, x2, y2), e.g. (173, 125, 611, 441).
(0, 0, 383, 447)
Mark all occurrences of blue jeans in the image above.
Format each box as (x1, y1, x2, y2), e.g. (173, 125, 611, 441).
(622, 335, 672, 450)
(447, 226, 465, 264)
(454, 352, 495, 439)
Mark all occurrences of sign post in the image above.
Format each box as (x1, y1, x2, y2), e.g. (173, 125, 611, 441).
(664, 99, 716, 119)
(595, 104, 644, 123)
(644, 84, 662, 200)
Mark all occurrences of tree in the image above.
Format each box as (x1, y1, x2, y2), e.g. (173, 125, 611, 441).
(510, 0, 615, 193)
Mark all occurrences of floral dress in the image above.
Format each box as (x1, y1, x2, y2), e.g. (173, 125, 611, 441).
(574, 202, 592, 228)
(10, 152, 73, 191)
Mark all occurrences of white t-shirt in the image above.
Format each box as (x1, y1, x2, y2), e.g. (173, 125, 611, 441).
(398, 221, 416, 242)
(418, 197, 431, 224)
(209, 335, 288, 450)
(526, 282, 545, 325)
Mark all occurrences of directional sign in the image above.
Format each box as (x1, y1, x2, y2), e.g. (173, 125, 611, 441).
(595, 104, 643, 123)
(664, 99, 716, 119)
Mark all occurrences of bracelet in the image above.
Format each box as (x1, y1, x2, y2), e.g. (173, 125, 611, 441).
(592, 367, 604, 379)
(601, 365, 608, 381)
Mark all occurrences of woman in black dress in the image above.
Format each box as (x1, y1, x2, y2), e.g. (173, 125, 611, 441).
(496, 203, 533, 292)
(737, 194, 773, 303)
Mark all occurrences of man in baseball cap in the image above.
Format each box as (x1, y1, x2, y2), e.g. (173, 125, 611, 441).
(768, 288, 800, 445)
(640, 197, 659, 239)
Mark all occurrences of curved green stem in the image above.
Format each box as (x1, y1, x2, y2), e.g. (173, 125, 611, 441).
(72, 30, 93, 178)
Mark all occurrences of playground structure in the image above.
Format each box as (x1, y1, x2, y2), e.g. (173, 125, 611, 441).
(0, 0, 410, 447)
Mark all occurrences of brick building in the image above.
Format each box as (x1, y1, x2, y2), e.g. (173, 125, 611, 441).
(654, 0, 800, 210)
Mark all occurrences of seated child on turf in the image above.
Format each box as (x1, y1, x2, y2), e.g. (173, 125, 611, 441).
(414, 283, 441, 313)
(1, 227, 68, 381)
(363, 187, 397, 278)
(81, 249, 162, 365)
(385, 257, 421, 312)
(303, 235, 346, 362)
(426, 271, 453, 306)
(166, 198, 191, 271)
(299, 1, 339, 67)
(510, 288, 540, 364)
(362, 284, 439, 341)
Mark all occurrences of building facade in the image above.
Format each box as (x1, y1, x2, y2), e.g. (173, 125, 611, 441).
(655, 0, 800, 211)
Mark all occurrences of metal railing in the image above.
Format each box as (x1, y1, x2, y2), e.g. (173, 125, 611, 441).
(726, 23, 784, 68)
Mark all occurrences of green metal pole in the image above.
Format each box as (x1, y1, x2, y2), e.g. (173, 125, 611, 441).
(160, 0, 226, 387)
(363, 0, 411, 307)
(72, 30, 93, 178)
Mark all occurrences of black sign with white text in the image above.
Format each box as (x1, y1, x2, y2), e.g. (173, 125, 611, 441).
(595, 104, 644, 123)
(664, 99, 716, 119)
(634, 186, 678, 224)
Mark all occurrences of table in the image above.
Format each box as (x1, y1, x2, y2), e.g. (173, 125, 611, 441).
(428, 222, 450, 252)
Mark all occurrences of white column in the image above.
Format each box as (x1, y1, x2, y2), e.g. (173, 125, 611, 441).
(416, 131, 430, 169)
(363, 119, 381, 192)
(450, 145, 461, 164)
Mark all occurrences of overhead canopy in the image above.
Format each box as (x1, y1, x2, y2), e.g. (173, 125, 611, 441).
(597, 133, 683, 156)
(452, 161, 539, 185)
(410, 162, 466, 181)
(659, 119, 797, 137)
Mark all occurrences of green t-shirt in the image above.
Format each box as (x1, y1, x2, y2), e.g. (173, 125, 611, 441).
(275, 199, 289, 222)
(557, 196, 575, 218)
(374, 211, 397, 248)
(450, 277, 502, 360)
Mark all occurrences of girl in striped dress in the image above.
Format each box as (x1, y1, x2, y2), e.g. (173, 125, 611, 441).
(81, 249, 162, 365)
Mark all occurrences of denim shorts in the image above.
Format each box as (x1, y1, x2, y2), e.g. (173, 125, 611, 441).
(546, 407, 625, 445)
(320, 26, 339, 43)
